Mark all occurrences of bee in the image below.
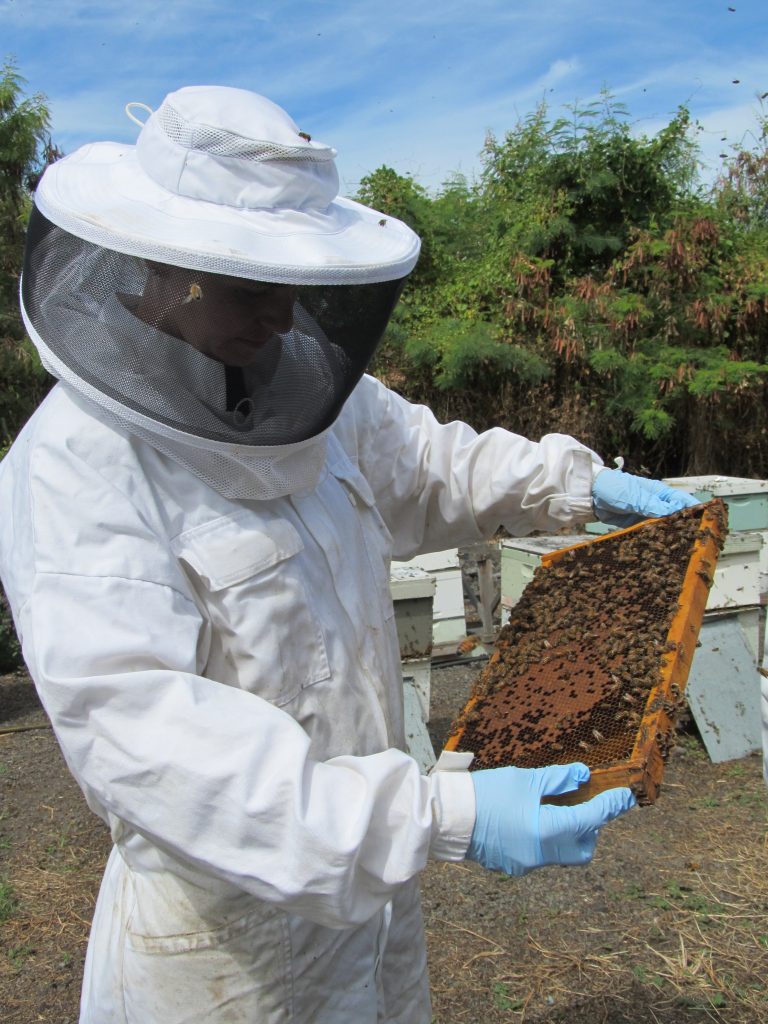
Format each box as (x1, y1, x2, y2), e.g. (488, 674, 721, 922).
(592, 729, 605, 742)
(457, 635, 481, 655)
(298, 131, 312, 141)
(378, 219, 387, 226)
(181, 282, 203, 304)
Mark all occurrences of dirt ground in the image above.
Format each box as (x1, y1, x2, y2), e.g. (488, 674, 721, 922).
(1, 663, 767, 1024)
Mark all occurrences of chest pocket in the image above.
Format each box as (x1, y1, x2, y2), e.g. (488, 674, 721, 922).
(171, 510, 331, 706)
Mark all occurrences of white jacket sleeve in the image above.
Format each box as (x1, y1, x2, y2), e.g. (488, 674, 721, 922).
(337, 375, 601, 558)
(18, 574, 473, 927)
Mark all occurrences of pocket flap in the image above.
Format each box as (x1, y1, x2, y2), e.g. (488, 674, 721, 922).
(171, 511, 303, 591)
(327, 439, 376, 508)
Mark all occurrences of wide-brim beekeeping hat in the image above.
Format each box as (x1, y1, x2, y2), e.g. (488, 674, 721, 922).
(21, 85, 421, 483)
(32, 84, 420, 285)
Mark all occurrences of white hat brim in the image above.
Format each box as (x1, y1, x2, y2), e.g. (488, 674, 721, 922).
(35, 142, 421, 285)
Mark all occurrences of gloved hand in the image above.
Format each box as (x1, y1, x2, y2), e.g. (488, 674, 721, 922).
(592, 468, 699, 528)
(466, 762, 635, 876)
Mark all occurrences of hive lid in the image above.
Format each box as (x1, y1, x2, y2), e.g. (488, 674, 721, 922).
(664, 475, 768, 497)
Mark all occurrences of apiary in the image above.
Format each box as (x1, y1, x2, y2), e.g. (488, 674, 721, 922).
(446, 501, 728, 805)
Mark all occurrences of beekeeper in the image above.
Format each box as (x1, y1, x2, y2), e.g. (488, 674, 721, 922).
(0, 85, 697, 1024)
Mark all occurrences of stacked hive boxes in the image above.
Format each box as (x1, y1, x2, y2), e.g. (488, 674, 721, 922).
(662, 478, 766, 671)
(389, 566, 437, 772)
(663, 477, 766, 762)
(391, 549, 467, 656)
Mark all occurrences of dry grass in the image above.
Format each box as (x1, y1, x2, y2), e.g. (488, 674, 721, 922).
(424, 814, 768, 1023)
(2, 862, 99, 943)
(0, 861, 102, 999)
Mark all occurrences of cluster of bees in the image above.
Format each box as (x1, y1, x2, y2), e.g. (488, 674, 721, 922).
(449, 502, 727, 775)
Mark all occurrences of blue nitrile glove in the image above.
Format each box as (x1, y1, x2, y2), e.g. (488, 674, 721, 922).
(466, 763, 636, 876)
(592, 468, 699, 528)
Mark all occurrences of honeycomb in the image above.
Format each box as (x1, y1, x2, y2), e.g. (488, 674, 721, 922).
(445, 500, 728, 804)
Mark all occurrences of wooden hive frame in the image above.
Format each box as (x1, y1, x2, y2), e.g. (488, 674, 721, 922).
(445, 500, 728, 804)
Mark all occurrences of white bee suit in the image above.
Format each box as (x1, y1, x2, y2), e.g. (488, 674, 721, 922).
(0, 371, 598, 1023)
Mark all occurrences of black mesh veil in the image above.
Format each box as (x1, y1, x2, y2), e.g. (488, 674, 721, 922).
(22, 207, 406, 447)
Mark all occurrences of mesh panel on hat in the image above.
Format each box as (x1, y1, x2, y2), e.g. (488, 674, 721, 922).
(157, 102, 333, 163)
(23, 206, 404, 448)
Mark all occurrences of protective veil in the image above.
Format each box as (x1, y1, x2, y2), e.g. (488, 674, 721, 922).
(20, 84, 419, 497)
(0, 86, 601, 1023)
(22, 208, 405, 449)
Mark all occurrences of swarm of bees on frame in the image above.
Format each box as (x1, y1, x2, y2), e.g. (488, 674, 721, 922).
(448, 502, 727, 779)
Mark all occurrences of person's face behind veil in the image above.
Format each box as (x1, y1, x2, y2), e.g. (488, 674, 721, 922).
(136, 264, 298, 367)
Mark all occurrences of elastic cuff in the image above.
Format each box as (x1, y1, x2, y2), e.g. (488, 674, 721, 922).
(428, 750, 476, 861)
(566, 448, 603, 523)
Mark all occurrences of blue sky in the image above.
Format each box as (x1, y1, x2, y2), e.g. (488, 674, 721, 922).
(3, 0, 767, 195)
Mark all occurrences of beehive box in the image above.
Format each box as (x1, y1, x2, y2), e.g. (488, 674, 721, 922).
(446, 501, 728, 804)
(663, 475, 768, 533)
(501, 536, 581, 615)
(390, 566, 435, 721)
(391, 549, 466, 652)
(503, 531, 762, 615)
(390, 566, 436, 772)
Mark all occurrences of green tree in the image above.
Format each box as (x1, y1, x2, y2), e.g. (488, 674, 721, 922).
(0, 61, 57, 672)
(360, 96, 768, 478)
(0, 60, 50, 334)
(479, 94, 699, 283)
(0, 60, 55, 454)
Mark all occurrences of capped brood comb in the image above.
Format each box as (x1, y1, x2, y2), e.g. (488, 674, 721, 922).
(445, 500, 728, 804)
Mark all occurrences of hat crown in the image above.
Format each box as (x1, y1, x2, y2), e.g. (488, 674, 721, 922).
(135, 85, 340, 212)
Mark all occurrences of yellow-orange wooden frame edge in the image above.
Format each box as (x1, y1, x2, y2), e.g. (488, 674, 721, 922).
(444, 500, 727, 805)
